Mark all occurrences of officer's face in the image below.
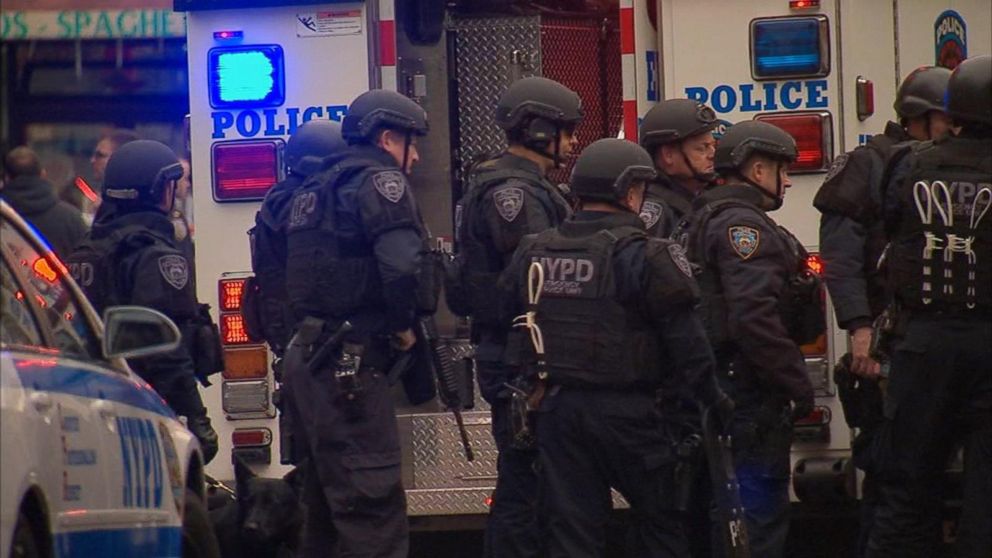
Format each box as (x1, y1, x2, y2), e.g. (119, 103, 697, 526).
(658, 133, 716, 180)
(748, 157, 791, 202)
(624, 182, 647, 214)
(928, 111, 952, 139)
(379, 130, 420, 174)
(552, 127, 579, 161)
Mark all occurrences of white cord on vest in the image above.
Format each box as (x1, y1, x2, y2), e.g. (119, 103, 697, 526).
(513, 262, 546, 378)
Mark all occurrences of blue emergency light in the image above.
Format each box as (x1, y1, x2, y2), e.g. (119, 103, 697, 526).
(208, 45, 286, 109)
(750, 16, 829, 80)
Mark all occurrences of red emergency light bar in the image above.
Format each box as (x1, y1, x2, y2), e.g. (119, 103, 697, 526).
(789, 0, 820, 9)
(218, 278, 247, 312)
(212, 140, 282, 202)
(213, 30, 243, 41)
(755, 112, 832, 172)
(220, 313, 252, 345)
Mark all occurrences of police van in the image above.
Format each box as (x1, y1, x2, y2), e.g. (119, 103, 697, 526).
(177, 0, 991, 521)
(0, 200, 218, 557)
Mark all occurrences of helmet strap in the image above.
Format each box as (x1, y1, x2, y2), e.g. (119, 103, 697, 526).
(739, 161, 783, 210)
(678, 143, 715, 184)
(401, 131, 411, 173)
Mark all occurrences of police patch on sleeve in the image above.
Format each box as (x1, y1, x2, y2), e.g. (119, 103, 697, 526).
(639, 200, 663, 229)
(372, 171, 406, 203)
(667, 243, 694, 277)
(494, 187, 524, 222)
(158, 255, 189, 290)
(822, 153, 849, 184)
(728, 226, 760, 260)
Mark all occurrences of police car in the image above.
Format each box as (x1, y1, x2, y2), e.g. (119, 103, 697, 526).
(0, 200, 219, 558)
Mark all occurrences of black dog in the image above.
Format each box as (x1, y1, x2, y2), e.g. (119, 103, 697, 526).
(209, 457, 304, 558)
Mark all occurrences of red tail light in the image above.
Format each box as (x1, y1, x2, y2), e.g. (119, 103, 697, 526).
(755, 112, 833, 172)
(218, 278, 247, 312)
(212, 140, 282, 201)
(806, 252, 824, 277)
(220, 313, 251, 345)
(794, 405, 831, 427)
(789, 0, 819, 9)
(232, 428, 272, 447)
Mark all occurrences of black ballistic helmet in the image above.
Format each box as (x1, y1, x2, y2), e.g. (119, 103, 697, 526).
(285, 119, 346, 176)
(103, 140, 184, 205)
(946, 54, 992, 126)
(570, 139, 656, 205)
(639, 99, 718, 153)
(714, 121, 798, 174)
(496, 77, 583, 141)
(894, 65, 952, 119)
(341, 89, 429, 144)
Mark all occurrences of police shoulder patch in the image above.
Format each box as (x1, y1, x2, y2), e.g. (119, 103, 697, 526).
(372, 170, 406, 203)
(822, 153, 849, 184)
(493, 187, 524, 222)
(727, 225, 761, 260)
(158, 254, 189, 290)
(667, 243, 693, 277)
(640, 200, 663, 229)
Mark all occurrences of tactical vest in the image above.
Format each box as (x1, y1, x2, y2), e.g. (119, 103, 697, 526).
(65, 223, 154, 312)
(449, 161, 566, 327)
(284, 158, 385, 322)
(642, 179, 693, 239)
(688, 198, 825, 352)
(245, 179, 300, 355)
(520, 224, 660, 387)
(888, 136, 992, 313)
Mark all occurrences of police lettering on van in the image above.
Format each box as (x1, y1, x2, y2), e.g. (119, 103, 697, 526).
(684, 79, 828, 114)
(211, 104, 349, 139)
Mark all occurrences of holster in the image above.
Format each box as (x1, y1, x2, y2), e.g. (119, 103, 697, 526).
(190, 304, 225, 387)
(673, 433, 702, 513)
(834, 353, 884, 430)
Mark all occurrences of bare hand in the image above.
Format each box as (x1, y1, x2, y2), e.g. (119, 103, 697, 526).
(392, 328, 416, 352)
(850, 327, 881, 379)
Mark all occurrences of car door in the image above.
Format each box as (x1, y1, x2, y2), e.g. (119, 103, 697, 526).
(0, 217, 118, 549)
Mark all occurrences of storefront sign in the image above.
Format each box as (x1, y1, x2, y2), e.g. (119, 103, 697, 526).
(1, 10, 186, 40)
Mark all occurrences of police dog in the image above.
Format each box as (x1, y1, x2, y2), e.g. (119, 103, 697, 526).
(210, 456, 304, 558)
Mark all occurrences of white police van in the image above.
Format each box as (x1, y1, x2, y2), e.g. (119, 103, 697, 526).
(0, 200, 219, 558)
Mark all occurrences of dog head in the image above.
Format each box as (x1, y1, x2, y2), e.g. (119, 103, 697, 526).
(234, 457, 303, 546)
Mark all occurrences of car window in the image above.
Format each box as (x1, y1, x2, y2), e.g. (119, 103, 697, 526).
(0, 256, 45, 347)
(1, 218, 101, 360)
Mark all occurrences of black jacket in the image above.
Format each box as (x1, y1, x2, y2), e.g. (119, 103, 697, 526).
(2, 175, 87, 258)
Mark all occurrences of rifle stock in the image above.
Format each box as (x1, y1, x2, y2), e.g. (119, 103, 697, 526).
(416, 316, 474, 461)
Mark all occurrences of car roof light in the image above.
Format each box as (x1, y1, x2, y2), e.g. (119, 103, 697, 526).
(218, 278, 247, 312)
(222, 346, 268, 380)
(755, 111, 833, 172)
(212, 140, 282, 202)
(208, 44, 285, 109)
(751, 16, 829, 80)
(232, 428, 272, 448)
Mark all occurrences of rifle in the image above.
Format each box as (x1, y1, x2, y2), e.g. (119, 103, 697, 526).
(416, 316, 474, 461)
(702, 405, 751, 558)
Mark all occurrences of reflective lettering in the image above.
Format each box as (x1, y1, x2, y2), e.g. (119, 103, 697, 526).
(762, 83, 779, 111)
(263, 108, 286, 136)
(780, 81, 803, 109)
(212, 112, 234, 139)
(287, 107, 302, 135)
(739, 84, 762, 111)
(236, 110, 262, 137)
(711, 85, 737, 113)
(685, 86, 709, 104)
(302, 106, 324, 122)
(806, 79, 828, 108)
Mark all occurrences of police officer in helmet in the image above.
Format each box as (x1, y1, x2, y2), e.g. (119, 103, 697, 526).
(638, 98, 719, 238)
(686, 121, 819, 557)
(245, 119, 346, 467)
(813, 65, 951, 557)
(499, 138, 731, 558)
(66, 140, 220, 464)
(281, 89, 430, 558)
(867, 54, 992, 558)
(449, 75, 581, 558)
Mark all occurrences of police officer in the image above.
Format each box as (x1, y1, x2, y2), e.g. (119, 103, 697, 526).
(638, 98, 719, 238)
(499, 138, 730, 558)
(813, 65, 951, 557)
(281, 89, 429, 558)
(65, 140, 220, 464)
(686, 121, 818, 558)
(451, 76, 581, 558)
(248, 119, 346, 357)
(245, 119, 346, 467)
(866, 54, 992, 558)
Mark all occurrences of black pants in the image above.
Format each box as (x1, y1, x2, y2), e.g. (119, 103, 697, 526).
(283, 341, 409, 558)
(711, 400, 793, 558)
(480, 360, 543, 558)
(867, 316, 992, 558)
(536, 387, 687, 558)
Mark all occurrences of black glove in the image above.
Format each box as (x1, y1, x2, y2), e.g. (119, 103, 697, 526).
(187, 413, 219, 465)
(791, 397, 815, 423)
(708, 392, 736, 435)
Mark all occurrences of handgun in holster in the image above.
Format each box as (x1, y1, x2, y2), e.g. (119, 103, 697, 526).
(505, 377, 538, 451)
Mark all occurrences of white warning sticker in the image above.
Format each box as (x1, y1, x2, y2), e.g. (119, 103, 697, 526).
(296, 9, 363, 38)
